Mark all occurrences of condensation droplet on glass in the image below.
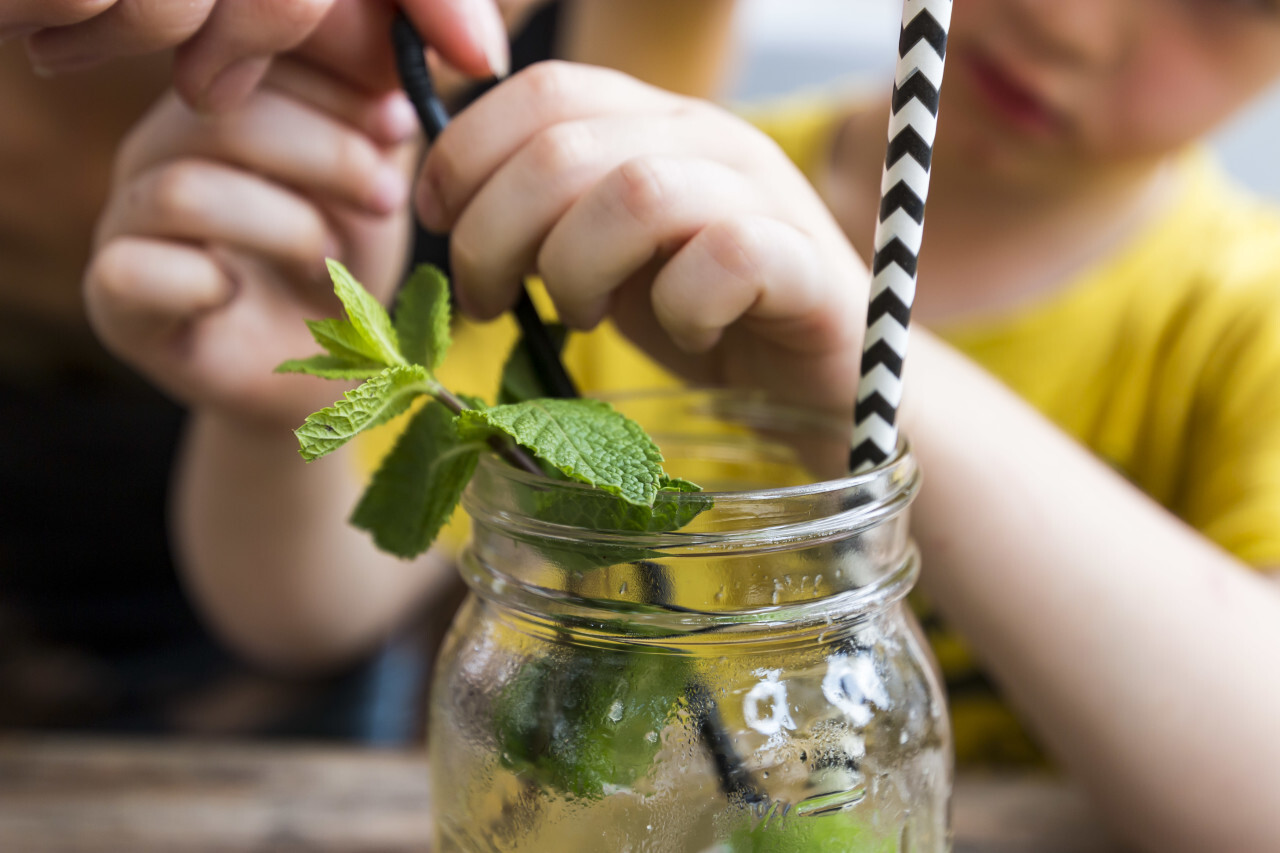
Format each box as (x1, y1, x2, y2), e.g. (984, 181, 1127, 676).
(714, 584, 726, 603)
(618, 581, 628, 595)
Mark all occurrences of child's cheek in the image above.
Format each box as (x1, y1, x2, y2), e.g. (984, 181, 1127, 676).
(1092, 31, 1236, 160)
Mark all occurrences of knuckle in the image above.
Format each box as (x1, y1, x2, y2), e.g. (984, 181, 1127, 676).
(516, 60, 577, 108)
(149, 164, 206, 222)
(527, 121, 595, 178)
(611, 157, 676, 227)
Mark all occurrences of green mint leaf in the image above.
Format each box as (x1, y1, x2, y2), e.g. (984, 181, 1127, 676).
(294, 365, 431, 461)
(534, 478, 709, 542)
(326, 259, 404, 366)
(458, 398, 664, 507)
(493, 649, 690, 799)
(276, 354, 385, 380)
(498, 323, 569, 404)
(525, 479, 711, 575)
(394, 264, 452, 371)
(305, 318, 389, 365)
(351, 400, 480, 559)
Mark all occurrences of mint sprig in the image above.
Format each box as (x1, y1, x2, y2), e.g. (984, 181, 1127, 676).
(351, 399, 482, 558)
(278, 261, 703, 560)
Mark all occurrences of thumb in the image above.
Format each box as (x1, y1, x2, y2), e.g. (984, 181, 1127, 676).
(296, 0, 510, 97)
(174, 0, 510, 113)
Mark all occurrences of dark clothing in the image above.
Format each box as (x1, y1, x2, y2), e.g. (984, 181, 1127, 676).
(0, 345, 417, 741)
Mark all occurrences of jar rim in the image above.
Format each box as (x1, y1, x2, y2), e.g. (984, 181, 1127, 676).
(458, 389, 921, 632)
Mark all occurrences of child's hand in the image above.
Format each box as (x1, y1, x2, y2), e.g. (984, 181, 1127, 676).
(417, 61, 869, 419)
(84, 58, 419, 431)
(9, 0, 511, 113)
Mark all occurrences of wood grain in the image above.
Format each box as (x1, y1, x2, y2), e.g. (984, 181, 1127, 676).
(0, 738, 433, 853)
(0, 737, 1121, 852)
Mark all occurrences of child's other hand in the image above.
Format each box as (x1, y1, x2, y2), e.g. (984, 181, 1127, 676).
(9, 0, 512, 114)
(418, 62, 868, 418)
(84, 58, 418, 431)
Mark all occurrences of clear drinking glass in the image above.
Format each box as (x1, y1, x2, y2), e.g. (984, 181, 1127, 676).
(429, 389, 951, 852)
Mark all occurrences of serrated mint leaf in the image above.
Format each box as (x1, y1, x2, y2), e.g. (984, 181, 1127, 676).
(498, 323, 568, 405)
(458, 399, 664, 507)
(305, 318, 388, 365)
(326, 259, 404, 367)
(295, 365, 431, 461)
(395, 265, 452, 371)
(276, 354, 384, 380)
(351, 400, 480, 559)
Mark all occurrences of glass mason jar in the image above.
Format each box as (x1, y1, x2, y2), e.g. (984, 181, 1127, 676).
(429, 390, 951, 852)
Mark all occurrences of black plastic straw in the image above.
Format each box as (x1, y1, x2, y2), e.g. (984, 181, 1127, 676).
(391, 13, 578, 400)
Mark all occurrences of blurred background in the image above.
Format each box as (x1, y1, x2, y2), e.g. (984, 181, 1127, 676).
(728, 0, 1280, 201)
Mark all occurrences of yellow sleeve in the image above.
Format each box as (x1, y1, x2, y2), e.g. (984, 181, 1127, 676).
(1182, 274, 1280, 569)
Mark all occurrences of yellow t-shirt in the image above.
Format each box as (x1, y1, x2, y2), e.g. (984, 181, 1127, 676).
(750, 96, 1280, 763)
(359, 96, 1280, 766)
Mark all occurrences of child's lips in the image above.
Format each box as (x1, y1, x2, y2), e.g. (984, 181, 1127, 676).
(962, 49, 1068, 139)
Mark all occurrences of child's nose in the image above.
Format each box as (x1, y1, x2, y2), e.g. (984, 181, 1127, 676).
(1005, 0, 1135, 71)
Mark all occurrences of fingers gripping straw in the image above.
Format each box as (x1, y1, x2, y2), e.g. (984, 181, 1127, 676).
(849, 0, 952, 473)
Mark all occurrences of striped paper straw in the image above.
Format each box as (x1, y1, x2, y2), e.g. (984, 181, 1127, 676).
(849, 0, 952, 473)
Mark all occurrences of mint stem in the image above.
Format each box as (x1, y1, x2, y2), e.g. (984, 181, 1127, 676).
(430, 384, 544, 476)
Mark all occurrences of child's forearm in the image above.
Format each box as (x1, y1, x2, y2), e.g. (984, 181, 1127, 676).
(173, 410, 455, 673)
(903, 330, 1280, 852)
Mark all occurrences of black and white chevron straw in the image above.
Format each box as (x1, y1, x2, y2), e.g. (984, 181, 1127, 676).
(849, 0, 951, 473)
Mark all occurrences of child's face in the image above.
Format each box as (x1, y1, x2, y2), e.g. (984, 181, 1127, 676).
(941, 0, 1280, 180)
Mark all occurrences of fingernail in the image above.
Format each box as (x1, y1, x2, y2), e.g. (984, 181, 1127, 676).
(370, 165, 409, 213)
(200, 56, 271, 114)
(472, 1, 510, 79)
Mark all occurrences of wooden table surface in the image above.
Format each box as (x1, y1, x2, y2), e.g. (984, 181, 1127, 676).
(0, 737, 1124, 852)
